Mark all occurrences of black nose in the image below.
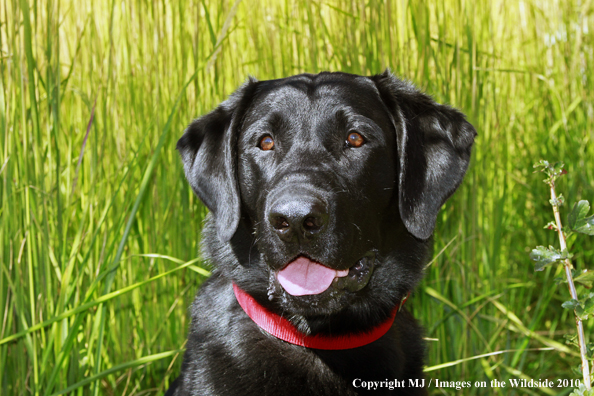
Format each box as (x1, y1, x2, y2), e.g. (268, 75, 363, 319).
(268, 196, 328, 243)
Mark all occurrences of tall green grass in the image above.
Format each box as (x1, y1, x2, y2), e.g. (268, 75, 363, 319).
(1, 0, 593, 394)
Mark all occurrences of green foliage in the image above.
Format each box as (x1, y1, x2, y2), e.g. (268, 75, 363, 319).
(565, 334, 580, 348)
(574, 271, 594, 289)
(2, 0, 594, 395)
(587, 343, 594, 360)
(531, 161, 594, 391)
(534, 160, 567, 185)
(562, 299, 580, 311)
(550, 194, 566, 207)
(530, 246, 571, 271)
(570, 201, 594, 236)
(564, 294, 594, 321)
(569, 384, 594, 396)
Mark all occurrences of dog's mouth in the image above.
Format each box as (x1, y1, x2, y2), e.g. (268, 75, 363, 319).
(275, 252, 375, 297)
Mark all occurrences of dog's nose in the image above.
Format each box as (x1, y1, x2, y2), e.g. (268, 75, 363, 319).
(268, 197, 328, 243)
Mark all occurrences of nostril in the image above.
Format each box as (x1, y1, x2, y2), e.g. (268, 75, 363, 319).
(268, 194, 328, 241)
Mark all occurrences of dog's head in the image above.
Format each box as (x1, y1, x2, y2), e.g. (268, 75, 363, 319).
(178, 71, 475, 334)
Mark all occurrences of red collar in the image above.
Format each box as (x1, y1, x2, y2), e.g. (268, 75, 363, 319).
(232, 283, 409, 350)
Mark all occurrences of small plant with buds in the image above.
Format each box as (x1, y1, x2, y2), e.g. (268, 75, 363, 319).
(531, 160, 594, 396)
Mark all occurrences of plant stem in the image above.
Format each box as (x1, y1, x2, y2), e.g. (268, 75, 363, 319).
(550, 182, 591, 388)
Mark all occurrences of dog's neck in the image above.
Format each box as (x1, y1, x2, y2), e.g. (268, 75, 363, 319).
(232, 283, 409, 350)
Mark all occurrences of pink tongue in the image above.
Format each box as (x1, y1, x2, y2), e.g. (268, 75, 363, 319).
(277, 257, 349, 296)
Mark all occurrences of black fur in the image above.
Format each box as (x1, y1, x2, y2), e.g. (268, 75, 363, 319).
(169, 71, 476, 395)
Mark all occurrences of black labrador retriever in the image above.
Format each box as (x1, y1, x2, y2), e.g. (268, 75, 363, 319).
(167, 71, 476, 395)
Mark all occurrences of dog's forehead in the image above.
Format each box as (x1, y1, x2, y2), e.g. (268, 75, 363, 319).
(244, 74, 388, 124)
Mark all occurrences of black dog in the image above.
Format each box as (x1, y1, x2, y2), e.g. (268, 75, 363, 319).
(167, 71, 475, 395)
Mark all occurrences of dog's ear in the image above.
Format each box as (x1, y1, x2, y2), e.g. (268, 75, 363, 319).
(177, 79, 258, 242)
(371, 70, 476, 240)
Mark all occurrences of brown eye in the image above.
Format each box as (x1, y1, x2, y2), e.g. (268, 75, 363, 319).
(259, 135, 275, 151)
(346, 132, 365, 148)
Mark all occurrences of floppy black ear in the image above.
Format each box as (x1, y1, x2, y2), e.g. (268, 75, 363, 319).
(371, 70, 476, 240)
(177, 79, 258, 242)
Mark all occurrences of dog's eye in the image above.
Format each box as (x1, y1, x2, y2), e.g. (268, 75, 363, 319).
(346, 132, 365, 148)
(259, 135, 275, 151)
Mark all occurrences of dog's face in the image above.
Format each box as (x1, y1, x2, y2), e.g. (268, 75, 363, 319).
(237, 76, 399, 310)
(178, 71, 475, 334)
